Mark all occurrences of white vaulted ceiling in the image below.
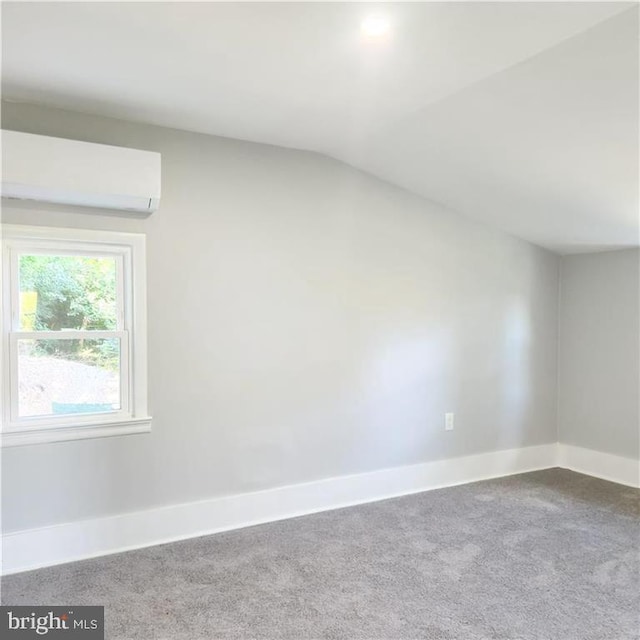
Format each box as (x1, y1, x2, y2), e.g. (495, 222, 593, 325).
(2, 2, 638, 253)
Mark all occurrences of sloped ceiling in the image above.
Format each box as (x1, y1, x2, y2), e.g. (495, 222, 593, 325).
(2, 2, 638, 253)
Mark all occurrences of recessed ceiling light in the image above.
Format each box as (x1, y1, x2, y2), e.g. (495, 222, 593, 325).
(361, 15, 391, 39)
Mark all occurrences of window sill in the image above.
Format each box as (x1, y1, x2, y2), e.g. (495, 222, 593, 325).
(1, 417, 152, 447)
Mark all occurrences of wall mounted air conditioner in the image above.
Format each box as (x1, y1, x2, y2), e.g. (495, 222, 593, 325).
(1, 130, 161, 213)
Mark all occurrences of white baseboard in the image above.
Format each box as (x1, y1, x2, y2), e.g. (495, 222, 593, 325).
(557, 443, 640, 488)
(1, 443, 557, 576)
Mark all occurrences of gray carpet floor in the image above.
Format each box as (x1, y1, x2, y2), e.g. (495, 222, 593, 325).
(2, 469, 639, 639)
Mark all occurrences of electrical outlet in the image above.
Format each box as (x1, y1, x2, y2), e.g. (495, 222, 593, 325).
(445, 412, 454, 431)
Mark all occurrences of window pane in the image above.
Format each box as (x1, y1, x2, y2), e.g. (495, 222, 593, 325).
(19, 255, 118, 331)
(17, 338, 121, 418)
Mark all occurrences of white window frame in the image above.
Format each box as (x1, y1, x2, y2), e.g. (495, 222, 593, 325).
(1, 224, 151, 446)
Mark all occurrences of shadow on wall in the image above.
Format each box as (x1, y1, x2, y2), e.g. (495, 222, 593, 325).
(333, 258, 546, 473)
(354, 327, 455, 468)
(500, 298, 533, 445)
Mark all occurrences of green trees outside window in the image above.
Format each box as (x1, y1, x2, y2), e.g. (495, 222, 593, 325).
(19, 254, 119, 369)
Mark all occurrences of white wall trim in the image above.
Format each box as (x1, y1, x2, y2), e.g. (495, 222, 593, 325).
(0, 417, 152, 448)
(1, 443, 557, 576)
(557, 443, 640, 488)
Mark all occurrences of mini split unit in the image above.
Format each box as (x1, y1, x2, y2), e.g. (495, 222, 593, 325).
(1, 129, 161, 213)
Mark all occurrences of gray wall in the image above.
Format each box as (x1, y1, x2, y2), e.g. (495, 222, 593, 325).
(1, 102, 559, 533)
(558, 249, 640, 460)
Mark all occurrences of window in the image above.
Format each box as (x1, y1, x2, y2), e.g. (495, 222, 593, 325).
(1, 225, 150, 446)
